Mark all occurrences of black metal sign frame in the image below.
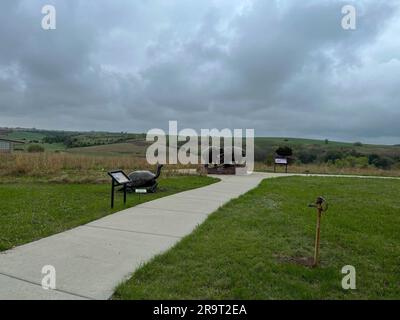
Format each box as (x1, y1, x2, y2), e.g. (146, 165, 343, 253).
(108, 170, 130, 208)
(274, 157, 288, 173)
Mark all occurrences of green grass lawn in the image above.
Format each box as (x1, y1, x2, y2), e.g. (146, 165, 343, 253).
(114, 176, 400, 300)
(0, 176, 217, 251)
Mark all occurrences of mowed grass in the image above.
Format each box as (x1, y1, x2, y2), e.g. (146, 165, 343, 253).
(114, 176, 400, 300)
(0, 176, 217, 251)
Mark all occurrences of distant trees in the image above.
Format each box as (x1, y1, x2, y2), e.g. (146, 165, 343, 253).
(298, 150, 317, 164)
(291, 148, 396, 170)
(324, 150, 343, 162)
(42, 133, 132, 148)
(276, 146, 293, 157)
(368, 154, 394, 169)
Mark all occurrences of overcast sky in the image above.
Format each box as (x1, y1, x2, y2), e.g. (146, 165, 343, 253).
(0, 0, 399, 144)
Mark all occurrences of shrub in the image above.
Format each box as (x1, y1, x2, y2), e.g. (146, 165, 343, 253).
(368, 154, 380, 165)
(367, 154, 394, 169)
(371, 157, 394, 170)
(354, 156, 369, 168)
(27, 144, 45, 153)
(332, 156, 369, 169)
(276, 146, 293, 157)
(297, 150, 317, 164)
(347, 149, 362, 157)
(324, 150, 343, 162)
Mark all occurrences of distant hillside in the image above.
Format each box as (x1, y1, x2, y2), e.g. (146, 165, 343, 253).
(253, 137, 400, 163)
(68, 141, 149, 157)
(1, 128, 146, 152)
(2, 128, 400, 170)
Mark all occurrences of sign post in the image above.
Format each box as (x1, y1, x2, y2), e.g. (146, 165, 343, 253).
(308, 196, 328, 267)
(108, 170, 131, 209)
(314, 205, 322, 267)
(274, 157, 288, 173)
(135, 188, 147, 201)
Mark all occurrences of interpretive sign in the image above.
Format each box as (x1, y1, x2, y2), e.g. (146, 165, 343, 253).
(274, 157, 289, 173)
(274, 158, 288, 165)
(109, 171, 130, 185)
(108, 170, 130, 208)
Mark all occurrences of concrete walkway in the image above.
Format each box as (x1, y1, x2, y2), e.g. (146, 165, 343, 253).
(1, 172, 398, 300)
(0, 172, 281, 300)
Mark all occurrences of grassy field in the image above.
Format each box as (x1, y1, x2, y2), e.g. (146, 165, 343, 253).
(0, 176, 217, 251)
(2, 129, 400, 176)
(68, 141, 149, 157)
(114, 176, 400, 300)
(255, 162, 400, 177)
(2, 151, 400, 184)
(0, 153, 198, 183)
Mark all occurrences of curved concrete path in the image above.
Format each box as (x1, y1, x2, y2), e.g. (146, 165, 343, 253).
(0, 173, 279, 300)
(0, 172, 398, 300)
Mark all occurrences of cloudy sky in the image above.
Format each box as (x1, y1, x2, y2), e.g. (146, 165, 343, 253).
(0, 0, 399, 144)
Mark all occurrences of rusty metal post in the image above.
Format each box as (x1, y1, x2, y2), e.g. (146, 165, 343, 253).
(309, 196, 328, 268)
(313, 204, 323, 267)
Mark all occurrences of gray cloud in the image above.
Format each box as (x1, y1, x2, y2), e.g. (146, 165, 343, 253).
(0, 0, 399, 143)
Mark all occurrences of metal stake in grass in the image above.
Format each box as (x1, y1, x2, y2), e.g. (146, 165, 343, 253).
(308, 196, 328, 267)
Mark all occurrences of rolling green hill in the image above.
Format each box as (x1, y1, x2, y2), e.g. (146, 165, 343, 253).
(2, 128, 399, 169)
(68, 141, 150, 157)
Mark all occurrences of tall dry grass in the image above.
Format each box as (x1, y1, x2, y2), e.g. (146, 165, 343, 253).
(0, 153, 148, 176)
(1, 152, 399, 183)
(255, 162, 400, 177)
(0, 152, 197, 183)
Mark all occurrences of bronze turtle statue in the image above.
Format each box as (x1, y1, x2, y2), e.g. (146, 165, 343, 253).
(124, 164, 164, 193)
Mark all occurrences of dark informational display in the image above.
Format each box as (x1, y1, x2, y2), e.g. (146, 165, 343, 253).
(274, 157, 289, 173)
(109, 171, 130, 185)
(108, 170, 131, 208)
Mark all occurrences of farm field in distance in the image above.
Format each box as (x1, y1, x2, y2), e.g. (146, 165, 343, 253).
(1, 128, 400, 177)
(114, 176, 400, 300)
(68, 141, 148, 157)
